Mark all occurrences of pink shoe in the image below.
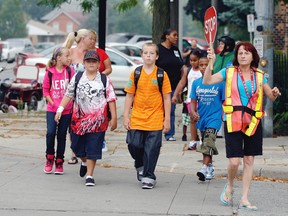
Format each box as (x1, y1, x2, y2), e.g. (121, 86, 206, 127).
(44, 154, 54, 174)
(54, 158, 64, 175)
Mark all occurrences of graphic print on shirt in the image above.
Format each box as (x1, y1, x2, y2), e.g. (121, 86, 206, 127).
(195, 86, 220, 106)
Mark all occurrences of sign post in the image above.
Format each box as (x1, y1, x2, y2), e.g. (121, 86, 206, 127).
(247, 14, 255, 43)
(204, 6, 217, 70)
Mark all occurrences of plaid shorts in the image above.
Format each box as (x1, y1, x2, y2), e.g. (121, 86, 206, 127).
(182, 113, 190, 126)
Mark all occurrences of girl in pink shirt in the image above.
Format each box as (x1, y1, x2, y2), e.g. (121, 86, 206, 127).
(42, 47, 75, 175)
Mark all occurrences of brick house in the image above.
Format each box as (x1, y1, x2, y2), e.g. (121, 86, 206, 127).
(41, 2, 86, 34)
(274, 1, 288, 52)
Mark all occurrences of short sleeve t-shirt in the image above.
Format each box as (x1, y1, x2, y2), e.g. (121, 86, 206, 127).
(190, 77, 225, 131)
(124, 66, 171, 130)
(219, 68, 268, 106)
(65, 72, 117, 135)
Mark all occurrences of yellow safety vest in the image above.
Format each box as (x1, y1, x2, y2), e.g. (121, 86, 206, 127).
(222, 67, 265, 136)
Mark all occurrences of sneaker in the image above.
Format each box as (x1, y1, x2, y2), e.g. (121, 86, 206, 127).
(166, 137, 176, 141)
(206, 163, 215, 180)
(85, 176, 95, 186)
(182, 134, 187, 141)
(54, 158, 64, 175)
(188, 141, 197, 150)
(142, 179, 156, 189)
(137, 168, 144, 182)
(79, 163, 87, 177)
(102, 140, 108, 152)
(197, 165, 207, 181)
(44, 154, 54, 174)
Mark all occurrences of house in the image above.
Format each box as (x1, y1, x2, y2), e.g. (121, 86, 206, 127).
(27, 20, 66, 45)
(41, 1, 86, 34)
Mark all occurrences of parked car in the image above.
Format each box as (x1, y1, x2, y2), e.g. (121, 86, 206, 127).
(183, 37, 209, 50)
(106, 33, 152, 45)
(107, 42, 143, 63)
(13, 47, 140, 91)
(5, 38, 35, 63)
(34, 42, 55, 53)
(1, 41, 18, 63)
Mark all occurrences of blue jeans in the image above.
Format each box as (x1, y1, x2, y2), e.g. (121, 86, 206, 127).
(164, 90, 176, 140)
(126, 130, 162, 180)
(46, 112, 71, 159)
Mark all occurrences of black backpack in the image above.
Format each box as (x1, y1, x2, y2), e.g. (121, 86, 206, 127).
(74, 72, 111, 120)
(134, 65, 164, 94)
(48, 66, 72, 89)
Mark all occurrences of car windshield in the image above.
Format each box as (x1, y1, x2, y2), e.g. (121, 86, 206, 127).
(39, 44, 61, 57)
(8, 40, 25, 48)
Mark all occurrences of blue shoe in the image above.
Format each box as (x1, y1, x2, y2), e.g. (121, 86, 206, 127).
(220, 183, 232, 205)
(238, 203, 258, 211)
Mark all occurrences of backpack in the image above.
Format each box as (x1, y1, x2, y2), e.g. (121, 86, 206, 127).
(134, 65, 164, 94)
(48, 66, 72, 89)
(74, 72, 111, 120)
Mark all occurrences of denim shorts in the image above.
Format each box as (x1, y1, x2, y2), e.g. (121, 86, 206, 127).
(224, 121, 263, 158)
(70, 131, 105, 160)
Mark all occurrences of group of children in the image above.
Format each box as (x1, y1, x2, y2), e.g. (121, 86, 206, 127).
(42, 41, 223, 188)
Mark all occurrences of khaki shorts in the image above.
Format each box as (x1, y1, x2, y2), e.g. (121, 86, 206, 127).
(197, 128, 218, 156)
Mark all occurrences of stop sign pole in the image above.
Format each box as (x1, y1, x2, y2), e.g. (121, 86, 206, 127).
(204, 6, 217, 70)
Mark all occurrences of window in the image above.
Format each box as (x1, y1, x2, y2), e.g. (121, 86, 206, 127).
(66, 22, 73, 33)
(53, 22, 59, 30)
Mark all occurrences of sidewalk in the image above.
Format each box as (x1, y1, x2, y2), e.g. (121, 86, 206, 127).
(0, 98, 287, 216)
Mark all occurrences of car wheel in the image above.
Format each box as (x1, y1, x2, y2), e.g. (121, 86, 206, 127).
(28, 95, 38, 111)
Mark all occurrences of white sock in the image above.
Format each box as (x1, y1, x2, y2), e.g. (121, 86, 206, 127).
(86, 175, 93, 179)
(81, 162, 87, 166)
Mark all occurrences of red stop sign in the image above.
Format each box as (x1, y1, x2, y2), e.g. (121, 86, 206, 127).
(204, 7, 217, 43)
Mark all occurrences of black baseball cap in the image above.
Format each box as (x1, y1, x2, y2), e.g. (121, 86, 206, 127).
(83, 50, 100, 61)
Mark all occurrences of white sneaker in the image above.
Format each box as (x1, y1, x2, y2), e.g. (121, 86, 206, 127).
(102, 140, 108, 152)
(188, 141, 197, 150)
(206, 163, 215, 180)
(197, 165, 207, 181)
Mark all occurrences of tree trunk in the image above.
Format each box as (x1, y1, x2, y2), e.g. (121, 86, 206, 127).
(152, 0, 170, 44)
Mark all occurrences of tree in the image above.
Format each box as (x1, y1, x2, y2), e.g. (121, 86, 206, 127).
(0, 0, 28, 40)
(81, 1, 152, 36)
(37, 0, 170, 43)
(21, 0, 53, 21)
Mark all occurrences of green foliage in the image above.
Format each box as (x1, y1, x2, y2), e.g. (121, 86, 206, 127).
(82, 0, 152, 35)
(273, 110, 288, 135)
(115, 0, 138, 13)
(21, 0, 54, 21)
(0, 0, 28, 40)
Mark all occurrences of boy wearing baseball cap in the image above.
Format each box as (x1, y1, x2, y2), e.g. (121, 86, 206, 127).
(55, 50, 117, 186)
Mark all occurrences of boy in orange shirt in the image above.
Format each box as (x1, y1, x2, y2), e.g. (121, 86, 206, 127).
(124, 42, 171, 189)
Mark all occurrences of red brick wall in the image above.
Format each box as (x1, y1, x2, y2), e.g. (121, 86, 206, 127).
(274, 1, 288, 52)
(47, 13, 79, 33)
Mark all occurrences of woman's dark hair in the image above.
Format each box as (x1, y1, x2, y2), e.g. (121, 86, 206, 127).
(160, 28, 177, 41)
(232, 42, 259, 68)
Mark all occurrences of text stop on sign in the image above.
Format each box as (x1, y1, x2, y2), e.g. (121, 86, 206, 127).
(204, 6, 217, 44)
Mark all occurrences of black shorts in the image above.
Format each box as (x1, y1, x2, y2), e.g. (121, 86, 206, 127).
(224, 121, 263, 158)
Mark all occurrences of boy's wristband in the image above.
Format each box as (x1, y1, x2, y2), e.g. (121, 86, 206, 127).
(57, 106, 64, 113)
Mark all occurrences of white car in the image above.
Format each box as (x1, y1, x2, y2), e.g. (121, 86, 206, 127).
(1, 41, 18, 62)
(106, 33, 152, 44)
(107, 43, 143, 64)
(5, 38, 35, 63)
(22, 47, 140, 91)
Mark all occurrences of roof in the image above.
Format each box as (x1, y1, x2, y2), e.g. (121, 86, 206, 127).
(27, 20, 66, 36)
(45, 10, 81, 25)
(41, 0, 85, 24)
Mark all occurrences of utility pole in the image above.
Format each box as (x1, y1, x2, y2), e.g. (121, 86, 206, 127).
(254, 0, 274, 137)
(98, 0, 106, 50)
